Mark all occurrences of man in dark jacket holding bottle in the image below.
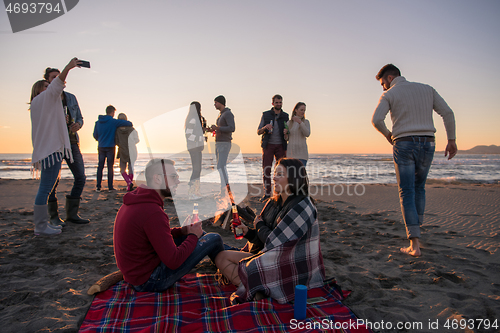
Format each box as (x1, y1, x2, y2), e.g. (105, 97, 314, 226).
(257, 94, 289, 201)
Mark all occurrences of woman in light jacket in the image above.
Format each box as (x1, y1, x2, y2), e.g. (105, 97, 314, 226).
(284, 102, 310, 167)
(184, 101, 207, 200)
(115, 113, 140, 191)
(30, 58, 81, 236)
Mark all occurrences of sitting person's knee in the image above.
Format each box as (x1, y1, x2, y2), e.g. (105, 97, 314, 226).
(201, 232, 223, 244)
(214, 250, 228, 264)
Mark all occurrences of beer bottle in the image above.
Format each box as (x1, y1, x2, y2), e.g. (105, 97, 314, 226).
(232, 204, 244, 240)
(191, 203, 200, 224)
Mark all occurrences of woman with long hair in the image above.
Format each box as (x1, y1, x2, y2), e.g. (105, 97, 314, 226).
(115, 113, 140, 191)
(215, 158, 325, 304)
(184, 101, 207, 200)
(30, 58, 81, 236)
(284, 102, 311, 166)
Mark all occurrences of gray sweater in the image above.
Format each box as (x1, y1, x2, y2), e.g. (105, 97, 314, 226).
(372, 76, 456, 140)
(215, 108, 235, 142)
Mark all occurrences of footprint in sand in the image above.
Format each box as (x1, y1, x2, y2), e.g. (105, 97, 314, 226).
(377, 277, 401, 289)
(435, 271, 465, 284)
(446, 292, 470, 301)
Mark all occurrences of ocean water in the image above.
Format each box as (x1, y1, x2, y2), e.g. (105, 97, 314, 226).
(1, 153, 499, 185)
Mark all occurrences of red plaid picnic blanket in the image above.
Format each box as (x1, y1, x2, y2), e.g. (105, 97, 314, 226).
(79, 273, 372, 333)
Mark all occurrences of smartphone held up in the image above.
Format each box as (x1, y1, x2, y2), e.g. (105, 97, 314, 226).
(78, 60, 91, 68)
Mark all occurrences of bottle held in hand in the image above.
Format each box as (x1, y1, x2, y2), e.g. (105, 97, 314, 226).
(269, 120, 273, 134)
(232, 204, 244, 240)
(65, 106, 76, 134)
(191, 203, 200, 225)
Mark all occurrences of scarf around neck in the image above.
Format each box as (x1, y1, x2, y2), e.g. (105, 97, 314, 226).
(30, 77, 73, 175)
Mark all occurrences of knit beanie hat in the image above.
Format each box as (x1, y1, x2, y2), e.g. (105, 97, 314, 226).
(214, 95, 226, 106)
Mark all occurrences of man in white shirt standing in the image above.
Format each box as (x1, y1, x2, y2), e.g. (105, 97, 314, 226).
(372, 64, 457, 257)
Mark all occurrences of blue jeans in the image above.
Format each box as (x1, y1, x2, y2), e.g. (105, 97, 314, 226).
(216, 142, 231, 189)
(298, 159, 307, 167)
(96, 147, 115, 190)
(133, 233, 224, 292)
(393, 138, 435, 239)
(49, 143, 86, 201)
(35, 154, 63, 205)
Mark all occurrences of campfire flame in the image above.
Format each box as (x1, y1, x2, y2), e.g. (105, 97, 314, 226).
(213, 189, 232, 228)
(212, 184, 255, 229)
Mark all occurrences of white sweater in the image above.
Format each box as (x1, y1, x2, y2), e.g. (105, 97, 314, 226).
(31, 77, 73, 170)
(372, 76, 456, 140)
(286, 118, 310, 160)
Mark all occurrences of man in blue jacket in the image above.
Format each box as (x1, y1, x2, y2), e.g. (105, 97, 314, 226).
(44, 67, 90, 225)
(93, 105, 133, 192)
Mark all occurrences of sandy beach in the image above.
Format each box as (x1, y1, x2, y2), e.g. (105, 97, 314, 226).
(0, 179, 498, 332)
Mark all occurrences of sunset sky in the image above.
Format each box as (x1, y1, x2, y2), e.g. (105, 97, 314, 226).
(1, 0, 499, 155)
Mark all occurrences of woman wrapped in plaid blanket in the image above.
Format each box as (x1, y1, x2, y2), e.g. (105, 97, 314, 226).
(215, 158, 325, 304)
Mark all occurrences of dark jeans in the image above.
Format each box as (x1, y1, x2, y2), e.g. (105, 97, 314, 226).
(262, 143, 286, 196)
(188, 147, 203, 183)
(97, 147, 115, 190)
(393, 137, 435, 239)
(49, 143, 86, 201)
(133, 233, 224, 292)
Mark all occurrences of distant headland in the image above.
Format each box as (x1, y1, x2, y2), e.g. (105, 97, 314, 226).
(451, 145, 500, 154)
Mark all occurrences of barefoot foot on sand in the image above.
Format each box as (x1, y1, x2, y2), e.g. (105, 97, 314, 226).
(400, 246, 421, 257)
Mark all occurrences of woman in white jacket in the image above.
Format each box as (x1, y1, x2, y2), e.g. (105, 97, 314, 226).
(30, 58, 81, 236)
(284, 102, 311, 167)
(115, 113, 140, 192)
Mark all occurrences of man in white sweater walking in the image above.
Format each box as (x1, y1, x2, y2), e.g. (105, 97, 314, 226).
(372, 64, 457, 257)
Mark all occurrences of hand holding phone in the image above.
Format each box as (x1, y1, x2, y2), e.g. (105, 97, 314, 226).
(78, 60, 91, 68)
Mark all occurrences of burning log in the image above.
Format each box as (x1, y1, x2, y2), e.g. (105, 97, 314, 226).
(213, 184, 256, 230)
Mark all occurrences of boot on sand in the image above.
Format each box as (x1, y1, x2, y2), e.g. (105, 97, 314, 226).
(65, 196, 90, 224)
(121, 172, 131, 190)
(127, 173, 134, 191)
(48, 199, 66, 227)
(34, 204, 62, 236)
(188, 179, 202, 200)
